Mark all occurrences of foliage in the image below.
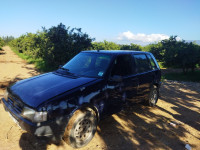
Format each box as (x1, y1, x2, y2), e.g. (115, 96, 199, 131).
(0, 37, 5, 47)
(120, 43, 143, 51)
(144, 43, 164, 61)
(143, 36, 200, 73)
(9, 23, 94, 71)
(91, 41, 142, 51)
(92, 40, 120, 50)
(8, 28, 200, 74)
(160, 36, 200, 72)
(40, 24, 94, 66)
(1, 36, 15, 44)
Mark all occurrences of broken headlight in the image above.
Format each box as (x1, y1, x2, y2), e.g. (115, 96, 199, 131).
(21, 107, 47, 123)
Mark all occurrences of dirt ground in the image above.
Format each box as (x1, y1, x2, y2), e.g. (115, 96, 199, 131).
(0, 46, 200, 150)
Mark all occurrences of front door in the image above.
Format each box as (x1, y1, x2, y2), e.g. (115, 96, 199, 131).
(106, 54, 138, 114)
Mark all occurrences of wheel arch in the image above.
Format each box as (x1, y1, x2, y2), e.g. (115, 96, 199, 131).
(80, 103, 100, 122)
(152, 81, 161, 97)
(70, 103, 100, 123)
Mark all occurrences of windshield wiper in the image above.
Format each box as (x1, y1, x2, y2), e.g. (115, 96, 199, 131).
(59, 67, 78, 77)
(60, 67, 69, 71)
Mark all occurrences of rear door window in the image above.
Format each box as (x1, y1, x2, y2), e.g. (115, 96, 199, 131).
(133, 54, 151, 73)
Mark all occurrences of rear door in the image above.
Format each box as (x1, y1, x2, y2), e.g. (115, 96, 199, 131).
(146, 53, 161, 84)
(132, 54, 153, 101)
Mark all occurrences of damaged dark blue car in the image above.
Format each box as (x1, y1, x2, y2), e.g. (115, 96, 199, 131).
(2, 50, 161, 148)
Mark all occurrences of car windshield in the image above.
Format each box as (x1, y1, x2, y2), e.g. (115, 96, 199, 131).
(62, 52, 112, 78)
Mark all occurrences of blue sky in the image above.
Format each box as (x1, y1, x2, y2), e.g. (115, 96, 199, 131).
(0, 0, 200, 45)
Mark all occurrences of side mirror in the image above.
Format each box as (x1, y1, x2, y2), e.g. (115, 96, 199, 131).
(110, 75, 122, 82)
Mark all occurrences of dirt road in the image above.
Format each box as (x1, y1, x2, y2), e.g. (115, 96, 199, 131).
(0, 46, 200, 150)
(0, 46, 38, 96)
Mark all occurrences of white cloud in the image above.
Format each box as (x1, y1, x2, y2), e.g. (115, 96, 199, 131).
(176, 36, 182, 41)
(117, 31, 170, 44)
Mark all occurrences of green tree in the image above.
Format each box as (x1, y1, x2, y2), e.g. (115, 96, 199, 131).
(2, 36, 15, 44)
(0, 37, 5, 48)
(120, 43, 143, 51)
(144, 42, 164, 61)
(92, 40, 120, 50)
(161, 36, 200, 72)
(39, 23, 94, 67)
(9, 23, 94, 70)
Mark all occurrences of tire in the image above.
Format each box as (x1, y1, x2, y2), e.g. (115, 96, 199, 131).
(146, 85, 159, 106)
(63, 108, 97, 148)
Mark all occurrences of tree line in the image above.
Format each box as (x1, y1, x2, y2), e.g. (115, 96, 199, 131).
(1, 23, 200, 72)
(0, 37, 5, 50)
(8, 23, 93, 70)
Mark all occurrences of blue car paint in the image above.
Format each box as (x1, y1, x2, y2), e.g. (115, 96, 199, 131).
(10, 72, 98, 108)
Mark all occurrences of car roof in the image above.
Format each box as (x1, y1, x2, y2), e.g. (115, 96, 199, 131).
(82, 50, 150, 55)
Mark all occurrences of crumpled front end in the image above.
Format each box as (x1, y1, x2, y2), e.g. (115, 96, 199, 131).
(1, 95, 69, 140)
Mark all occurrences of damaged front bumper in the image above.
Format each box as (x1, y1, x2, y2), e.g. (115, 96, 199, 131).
(1, 98, 67, 139)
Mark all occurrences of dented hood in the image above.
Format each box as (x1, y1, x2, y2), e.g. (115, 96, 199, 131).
(10, 72, 97, 108)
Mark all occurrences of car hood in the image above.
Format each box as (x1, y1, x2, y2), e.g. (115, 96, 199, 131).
(10, 72, 97, 108)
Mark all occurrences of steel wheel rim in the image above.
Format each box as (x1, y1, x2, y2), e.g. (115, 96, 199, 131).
(150, 89, 157, 104)
(74, 119, 93, 142)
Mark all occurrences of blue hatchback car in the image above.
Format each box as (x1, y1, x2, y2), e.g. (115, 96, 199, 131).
(2, 50, 161, 148)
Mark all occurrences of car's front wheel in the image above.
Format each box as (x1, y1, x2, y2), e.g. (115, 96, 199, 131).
(63, 108, 97, 148)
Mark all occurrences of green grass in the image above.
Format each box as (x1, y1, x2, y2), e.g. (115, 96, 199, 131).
(163, 71, 200, 82)
(11, 47, 55, 72)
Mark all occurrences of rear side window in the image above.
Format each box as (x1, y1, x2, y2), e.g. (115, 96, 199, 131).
(133, 54, 151, 73)
(147, 54, 157, 70)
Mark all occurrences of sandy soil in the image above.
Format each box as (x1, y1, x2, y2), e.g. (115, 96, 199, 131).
(0, 46, 38, 96)
(0, 46, 200, 150)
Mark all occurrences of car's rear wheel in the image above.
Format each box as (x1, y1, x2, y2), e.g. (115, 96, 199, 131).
(146, 85, 158, 106)
(63, 108, 97, 148)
